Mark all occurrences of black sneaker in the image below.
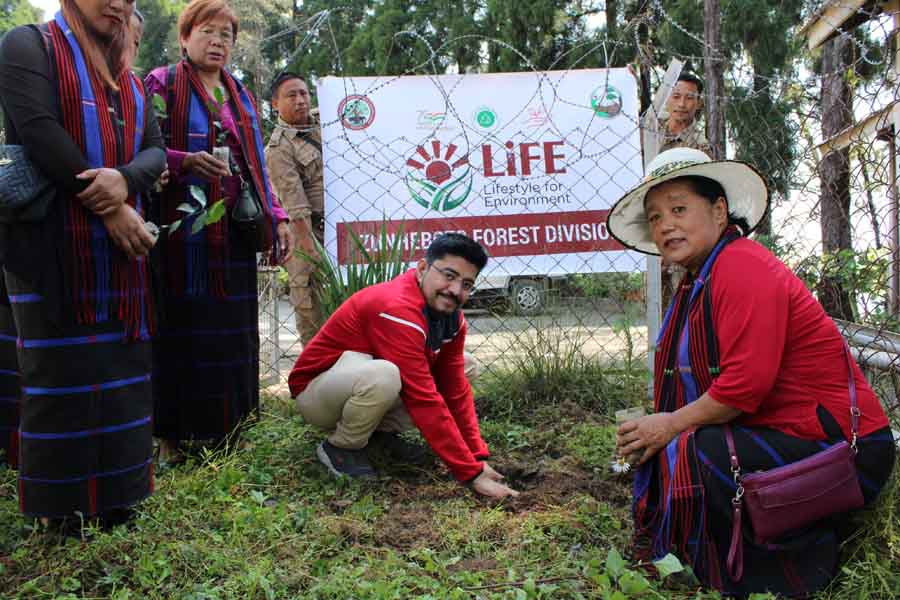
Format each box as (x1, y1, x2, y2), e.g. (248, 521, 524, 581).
(369, 431, 430, 465)
(316, 440, 376, 478)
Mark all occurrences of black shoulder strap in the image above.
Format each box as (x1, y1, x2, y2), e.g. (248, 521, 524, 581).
(300, 134, 322, 155)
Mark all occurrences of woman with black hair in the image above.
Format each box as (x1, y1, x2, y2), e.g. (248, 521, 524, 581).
(607, 148, 894, 596)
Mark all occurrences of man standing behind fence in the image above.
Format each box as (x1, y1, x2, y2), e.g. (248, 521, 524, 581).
(265, 72, 324, 344)
(658, 71, 712, 156)
(288, 233, 520, 499)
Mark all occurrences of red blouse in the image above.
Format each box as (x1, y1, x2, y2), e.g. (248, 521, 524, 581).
(705, 238, 889, 440)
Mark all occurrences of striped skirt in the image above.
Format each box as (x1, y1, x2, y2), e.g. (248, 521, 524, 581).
(0, 275, 20, 468)
(633, 409, 896, 597)
(4, 270, 154, 517)
(152, 230, 260, 441)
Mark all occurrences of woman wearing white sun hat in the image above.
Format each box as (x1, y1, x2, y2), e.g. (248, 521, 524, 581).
(608, 148, 894, 596)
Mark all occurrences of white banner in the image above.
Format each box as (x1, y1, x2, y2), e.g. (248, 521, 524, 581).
(317, 69, 645, 276)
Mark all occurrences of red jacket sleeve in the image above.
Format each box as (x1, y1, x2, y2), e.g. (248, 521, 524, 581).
(368, 310, 484, 482)
(433, 318, 490, 459)
(706, 247, 790, 413)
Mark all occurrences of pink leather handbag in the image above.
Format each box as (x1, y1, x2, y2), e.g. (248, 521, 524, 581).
(723, 346, 864, 582)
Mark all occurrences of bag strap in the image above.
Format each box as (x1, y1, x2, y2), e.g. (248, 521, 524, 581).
(842, 343, 859, 449)
(724, 425, 744, 582)
(723, 341, 859, 582)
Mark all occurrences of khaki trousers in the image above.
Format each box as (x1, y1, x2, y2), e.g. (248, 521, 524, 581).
(296, 350, 478, 449)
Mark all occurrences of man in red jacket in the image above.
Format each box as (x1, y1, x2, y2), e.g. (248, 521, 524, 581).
(289, 233, 519, 499)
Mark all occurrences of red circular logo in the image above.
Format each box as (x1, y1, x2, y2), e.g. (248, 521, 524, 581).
(337, 95, 376, 131)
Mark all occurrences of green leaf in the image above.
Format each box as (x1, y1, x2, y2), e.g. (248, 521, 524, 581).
(653, 553, 685, 579)
(188, 185, 208, 208)
(168, 219, 182, 234)
(176, 202, 195, 214)
(619, 571, 650, 595)
(605, 547, 626, 580)
(191, 211, 207, 235)
(152, 94, 167, 117)
(206, 199, 226, 225)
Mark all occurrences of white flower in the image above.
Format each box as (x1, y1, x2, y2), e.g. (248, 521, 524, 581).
(611, 456, 631, 474)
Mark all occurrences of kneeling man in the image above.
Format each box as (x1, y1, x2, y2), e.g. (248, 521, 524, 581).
(288, 233, 518, 499)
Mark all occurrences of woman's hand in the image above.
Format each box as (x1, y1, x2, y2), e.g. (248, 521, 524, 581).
(76, 168, 129, 215)
(276, 221, 293, 265)
(102, 204, 156, 259)
(616, 413, 679, 466)
(182, 151, 230, 181)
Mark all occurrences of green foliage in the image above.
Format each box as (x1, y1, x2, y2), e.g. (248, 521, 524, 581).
(0, 0, 40, 38)
(570, 272, 644, 301)
(474, 327, 649, 421)
(298, 220, 418, 320)
(133, 0, 185, 74)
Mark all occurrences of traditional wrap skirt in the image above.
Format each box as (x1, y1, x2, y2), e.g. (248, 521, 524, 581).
(4, 270, 154, 517)
(0, 276, 20, 469)
(152, 227, 260, 441)
(634, 409, 895, 597)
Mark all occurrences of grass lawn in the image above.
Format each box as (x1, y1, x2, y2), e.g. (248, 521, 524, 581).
(0, 386, 897, 599)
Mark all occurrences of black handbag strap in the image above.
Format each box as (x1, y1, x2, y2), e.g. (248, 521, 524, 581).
(723, 341, 859, 581)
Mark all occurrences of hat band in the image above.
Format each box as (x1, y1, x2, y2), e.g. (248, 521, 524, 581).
(646, 159, 705, 180)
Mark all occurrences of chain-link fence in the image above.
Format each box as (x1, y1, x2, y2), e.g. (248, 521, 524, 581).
(256, 2, 899, 433)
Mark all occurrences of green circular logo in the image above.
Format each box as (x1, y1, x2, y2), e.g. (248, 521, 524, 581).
(473, 106, 499, 130)
(590, 85, 623, 118)
(477, 110, 495, 128)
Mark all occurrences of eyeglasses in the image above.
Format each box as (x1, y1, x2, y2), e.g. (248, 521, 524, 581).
(431, 265, 476, 293)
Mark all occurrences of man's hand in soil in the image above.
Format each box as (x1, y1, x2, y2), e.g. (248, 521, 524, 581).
(471, 466, 519, 499)
(481, 462, 505, 482)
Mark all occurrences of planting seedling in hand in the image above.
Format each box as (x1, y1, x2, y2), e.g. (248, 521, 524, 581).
(289, 233, 519, 499)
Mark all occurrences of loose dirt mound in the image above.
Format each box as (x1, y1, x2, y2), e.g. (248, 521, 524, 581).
(373, 502, 445, 550)
(489, 457, 632, 512)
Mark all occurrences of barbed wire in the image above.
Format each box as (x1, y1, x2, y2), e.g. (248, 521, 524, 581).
(238, 2, 900, 426)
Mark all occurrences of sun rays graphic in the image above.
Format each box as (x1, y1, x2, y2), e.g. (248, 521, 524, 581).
(405, 141, 473, 212)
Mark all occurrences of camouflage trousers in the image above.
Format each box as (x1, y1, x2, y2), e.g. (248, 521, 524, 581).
(288, 213, 325, 345)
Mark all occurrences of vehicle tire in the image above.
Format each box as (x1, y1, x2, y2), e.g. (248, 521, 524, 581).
(509, 278, 545, 315)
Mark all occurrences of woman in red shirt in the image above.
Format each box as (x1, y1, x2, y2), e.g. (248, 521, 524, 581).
(607, 148, 895, 597)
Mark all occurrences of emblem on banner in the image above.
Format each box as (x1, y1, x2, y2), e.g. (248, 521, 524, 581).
(590, 85, 623, 118)
(337, 95, 376, 130)
(472, 105, 500, 131)
(417, 110, 450, 130)
(405, 140, 473, 212)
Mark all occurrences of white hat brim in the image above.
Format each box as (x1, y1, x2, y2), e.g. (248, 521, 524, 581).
(607, 160, 770, 255)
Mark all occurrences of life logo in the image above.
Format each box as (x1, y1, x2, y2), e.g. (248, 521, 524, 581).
(337, 95, 376, 130)
(405, 141, 473, 212)
(590, 85, 623, 118)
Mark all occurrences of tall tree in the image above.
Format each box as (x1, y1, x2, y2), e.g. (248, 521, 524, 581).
(703, 0, 724, 159)
(818, 34, 855, 320)
(134, 0, 185, 74)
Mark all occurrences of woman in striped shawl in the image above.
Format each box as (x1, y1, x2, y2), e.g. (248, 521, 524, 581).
(0, 0, 165, 524)
(145, 0, 291, 464)
(606, 148, 894, 597)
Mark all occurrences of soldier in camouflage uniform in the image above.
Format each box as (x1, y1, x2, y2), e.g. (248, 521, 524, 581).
(658, 71, 712, 156)
(265, 72, 325, 345)
(656, 72, 711, 308)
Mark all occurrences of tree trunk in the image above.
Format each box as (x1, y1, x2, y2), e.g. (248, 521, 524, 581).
(751, 70, 772, 236)
(606, 0, 618, 42)
(818, 35, 855, 320)
(703, 0, 726, 160)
